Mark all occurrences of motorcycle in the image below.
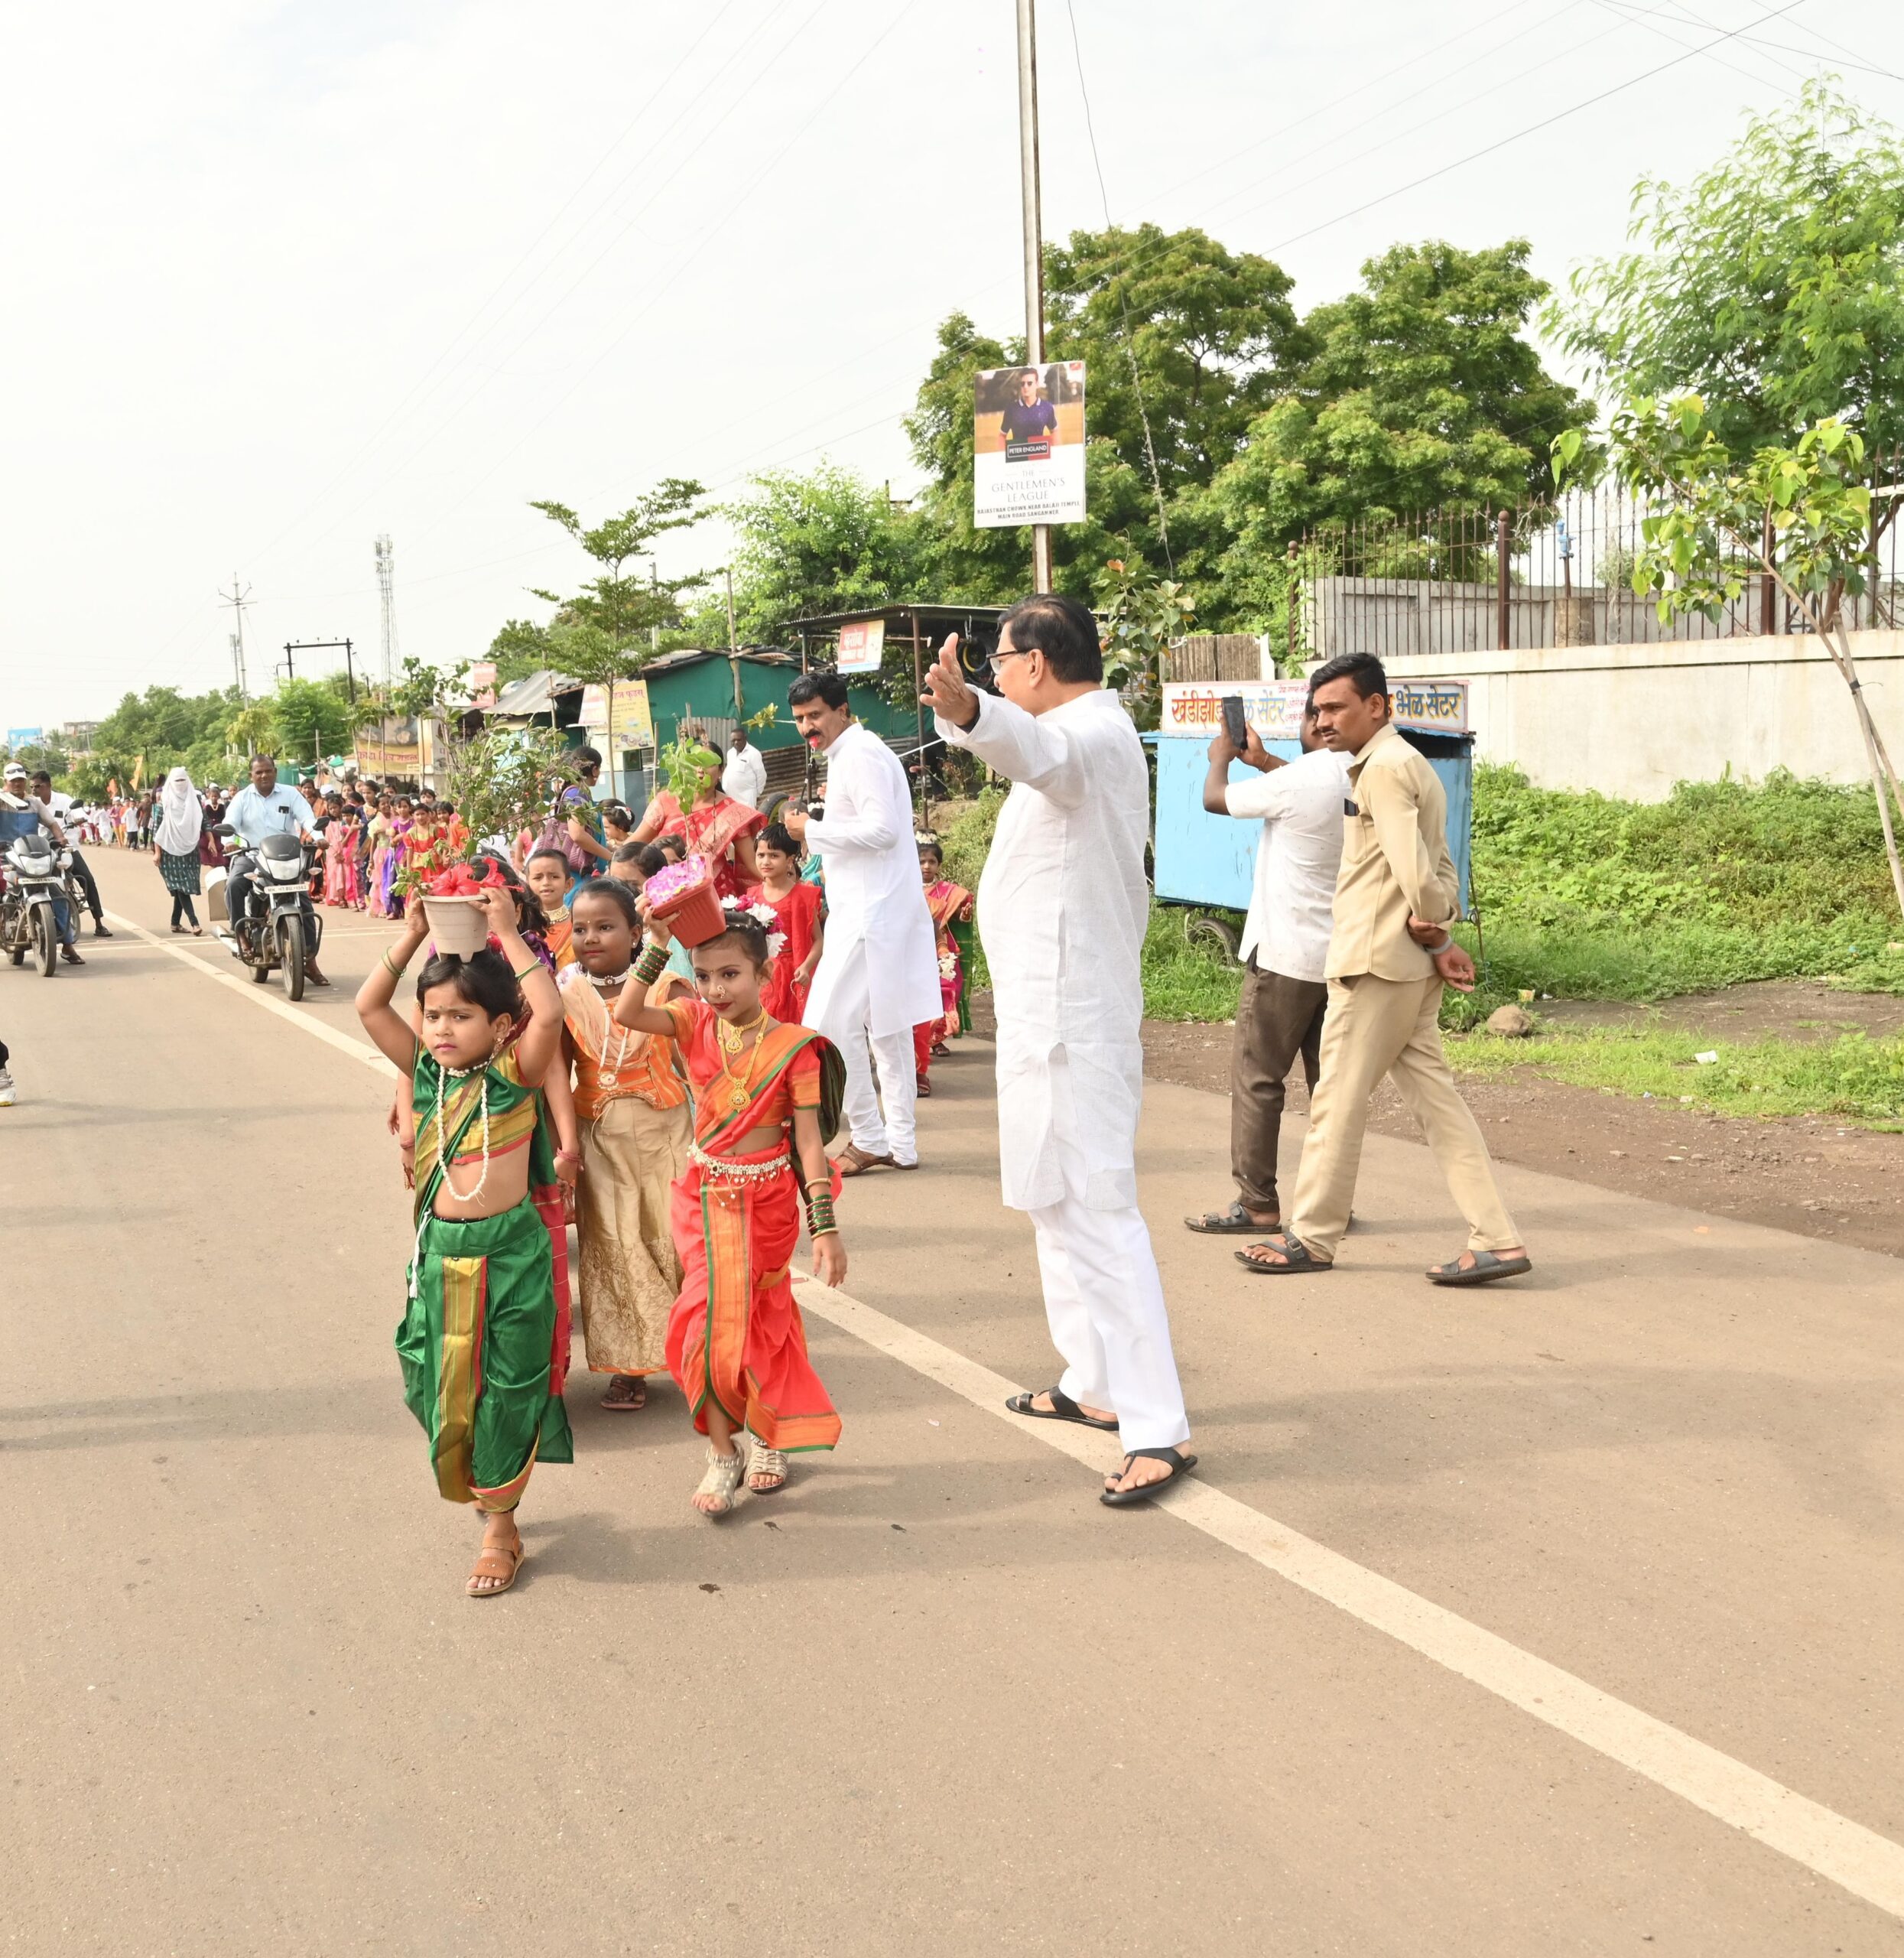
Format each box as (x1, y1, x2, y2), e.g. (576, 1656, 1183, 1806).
(2, 833, 71, 977)
(214, 825, 321, 1000)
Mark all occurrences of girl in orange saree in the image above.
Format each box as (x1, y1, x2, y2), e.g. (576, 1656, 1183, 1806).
(613, 899, 846, 1516)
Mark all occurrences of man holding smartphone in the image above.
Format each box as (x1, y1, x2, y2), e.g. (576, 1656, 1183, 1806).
(1185, 694, 1348, 1241)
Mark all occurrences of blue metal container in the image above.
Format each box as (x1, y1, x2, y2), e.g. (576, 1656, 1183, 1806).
(1148, 720, 1474, 937)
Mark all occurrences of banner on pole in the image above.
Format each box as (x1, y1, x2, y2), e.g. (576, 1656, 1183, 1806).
(834, 619, 886, 675)
(973, 362, 1086, 529)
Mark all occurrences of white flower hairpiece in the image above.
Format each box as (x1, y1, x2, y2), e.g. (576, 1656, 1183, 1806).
(728, 898, 789, 961)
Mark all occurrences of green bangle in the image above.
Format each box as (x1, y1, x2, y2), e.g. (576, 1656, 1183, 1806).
(382, 950, 407, 979)
(512, 961, 541, 980)
(633, 943, 670, 984)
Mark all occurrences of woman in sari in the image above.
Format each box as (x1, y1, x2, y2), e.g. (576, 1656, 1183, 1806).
(613, 900, 846, 1514)
(323, 799, 362, 907)
(355, 887, 573, 1599)
(376, 798, 413, 915)
(365, 798, 395, 916)
(558, 879, 692, 1410)
(912, 840, 974, 1094)
(629, 740, 765, 903)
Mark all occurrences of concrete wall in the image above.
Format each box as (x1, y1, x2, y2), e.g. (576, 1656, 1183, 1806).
(1378, 631, 1904, 802)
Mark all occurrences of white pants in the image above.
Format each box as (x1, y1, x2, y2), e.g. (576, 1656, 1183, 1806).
(1024, 1055, 1189, 1452)
(810, 939, 918, 1166)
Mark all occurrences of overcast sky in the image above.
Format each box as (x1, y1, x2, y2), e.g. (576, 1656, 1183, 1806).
(3, 0, 1899, 731)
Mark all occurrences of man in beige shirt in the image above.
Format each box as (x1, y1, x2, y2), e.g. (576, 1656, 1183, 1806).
(1240, 652, 1531, 1286)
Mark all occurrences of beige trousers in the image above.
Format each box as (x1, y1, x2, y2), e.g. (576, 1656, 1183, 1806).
(1288, 974, 1520, 1264)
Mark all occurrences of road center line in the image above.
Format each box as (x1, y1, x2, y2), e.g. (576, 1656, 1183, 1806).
(123, 898, 1904, 1922)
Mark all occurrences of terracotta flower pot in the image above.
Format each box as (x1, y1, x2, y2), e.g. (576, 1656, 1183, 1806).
(643, 857, 726, 947)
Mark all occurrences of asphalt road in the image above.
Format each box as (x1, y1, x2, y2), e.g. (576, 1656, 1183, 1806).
(5, 847, 1903, 1956)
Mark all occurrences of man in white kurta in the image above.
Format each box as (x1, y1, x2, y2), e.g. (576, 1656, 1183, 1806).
(925, 597, 1193, 1502)
(784, 674, 941, 1172)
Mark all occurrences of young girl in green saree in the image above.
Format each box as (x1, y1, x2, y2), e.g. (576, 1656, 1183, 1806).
(356, 887, 573, 1597)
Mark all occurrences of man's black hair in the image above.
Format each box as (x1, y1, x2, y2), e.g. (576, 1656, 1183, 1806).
(788, 672, 850, 711)
(997, 593, 1103, 685)
(1308, 652, 1389, 704)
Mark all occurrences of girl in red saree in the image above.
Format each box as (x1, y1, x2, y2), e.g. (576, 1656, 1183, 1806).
(630, 741, 765, 903)
(912, 840, 974, 1094)
(754, 821, 825, 1025)
(613, 900, 846, 1516)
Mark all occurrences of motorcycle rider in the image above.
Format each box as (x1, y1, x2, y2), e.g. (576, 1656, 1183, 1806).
(0, 762, 83, 964)
(220, 753, 330, 987)
(29, 770, 112, 939)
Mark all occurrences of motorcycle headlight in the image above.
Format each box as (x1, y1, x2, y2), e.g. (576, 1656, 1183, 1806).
(263, 856, 304, 880)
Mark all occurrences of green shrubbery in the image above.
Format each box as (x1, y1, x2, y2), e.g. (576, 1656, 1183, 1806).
(922, 763, 1904, 1032)
(1457, 764, 1904, 1020)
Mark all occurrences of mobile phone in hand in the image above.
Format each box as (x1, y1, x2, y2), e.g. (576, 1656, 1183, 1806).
(1220, 694, 1249, 748)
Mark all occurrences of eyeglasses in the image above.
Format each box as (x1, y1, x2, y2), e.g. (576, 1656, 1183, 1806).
(987, 648, 1034, 675)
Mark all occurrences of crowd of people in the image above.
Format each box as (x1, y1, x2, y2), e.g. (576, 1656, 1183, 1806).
(11, 609, 1519, 1599)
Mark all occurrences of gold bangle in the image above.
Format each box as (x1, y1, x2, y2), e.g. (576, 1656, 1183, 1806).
(809, 1225, 840, 1240)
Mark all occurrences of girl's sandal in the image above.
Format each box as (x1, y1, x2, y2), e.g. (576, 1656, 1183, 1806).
(601, 1374, 646, 1411)
(746, 1439, 788, 1494)
(466, 1532, 524, 1598)
(692, 1443, 748, 1518)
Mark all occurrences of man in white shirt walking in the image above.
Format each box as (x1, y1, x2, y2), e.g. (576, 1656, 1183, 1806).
(720, 727, 768, 810)
(782, 674, 940, 1173)
(925, 596, 1194, 1507)
(1184, 702, 1346, 1239)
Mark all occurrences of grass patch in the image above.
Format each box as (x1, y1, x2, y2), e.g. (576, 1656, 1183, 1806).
(1447, 1024, 1904, 1129)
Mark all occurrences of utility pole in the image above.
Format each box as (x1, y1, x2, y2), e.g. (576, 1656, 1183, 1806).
(229, 633, 245, 698)
(375, 535, 398, 782)
(219, 574, 252, 699)
(724, 567, 742, 717)
(1016, 0, 1051, 595)
(650, 559, 661, 651)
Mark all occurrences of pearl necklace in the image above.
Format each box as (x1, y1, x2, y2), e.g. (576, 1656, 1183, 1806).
(585, 965, 632, 989)
(407, 1048, 499, 1299)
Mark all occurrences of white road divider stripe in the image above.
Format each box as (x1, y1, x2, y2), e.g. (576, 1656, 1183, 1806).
(126, 900, 1904, 1922)
(102, 911, 392, 1075)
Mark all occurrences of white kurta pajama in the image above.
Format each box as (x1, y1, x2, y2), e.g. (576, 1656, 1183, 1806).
(937, 687, 1191, 1452)
(802, 721, 941, 1166)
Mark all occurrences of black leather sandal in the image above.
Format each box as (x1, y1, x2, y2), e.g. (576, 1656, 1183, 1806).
(1100, 1448, 1198, 1507)
(1005, 1386, 1119, 1433)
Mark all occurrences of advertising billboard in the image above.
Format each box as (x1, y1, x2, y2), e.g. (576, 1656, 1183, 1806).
(579, 678, 655, 750)
(834, 618, 886, 675)
(973, 361, 1086, 529)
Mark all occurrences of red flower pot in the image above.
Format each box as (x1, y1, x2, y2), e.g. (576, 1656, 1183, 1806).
(644, 857, 726, 947)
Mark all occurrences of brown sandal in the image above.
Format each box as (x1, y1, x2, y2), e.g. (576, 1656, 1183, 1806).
(833, 1143, 895, 1178)
(466, 1532, 523, 1598)
(601, 1374, 646, 1410)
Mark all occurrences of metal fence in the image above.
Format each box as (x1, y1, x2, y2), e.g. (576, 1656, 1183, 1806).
(1289, 480, 1904, 663)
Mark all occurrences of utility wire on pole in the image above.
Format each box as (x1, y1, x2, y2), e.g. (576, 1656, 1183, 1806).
(219, 575, 252, 700)
(1016, 0, 1052, 595)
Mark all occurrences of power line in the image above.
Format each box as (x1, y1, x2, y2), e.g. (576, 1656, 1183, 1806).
(1063, 0, 1173, 572)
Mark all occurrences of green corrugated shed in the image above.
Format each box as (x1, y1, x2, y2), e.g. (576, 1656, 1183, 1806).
(639, 649, 918, 754)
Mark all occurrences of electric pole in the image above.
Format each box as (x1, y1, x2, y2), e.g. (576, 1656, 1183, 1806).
(219, 574, 252, 699)
(1016, 0, 1051, 594)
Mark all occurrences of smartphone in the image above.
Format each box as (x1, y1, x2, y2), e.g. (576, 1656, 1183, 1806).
(1220, 694, 1249, 748)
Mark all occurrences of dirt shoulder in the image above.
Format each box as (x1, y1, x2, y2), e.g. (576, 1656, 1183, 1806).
(970, 984, 1904, 1260)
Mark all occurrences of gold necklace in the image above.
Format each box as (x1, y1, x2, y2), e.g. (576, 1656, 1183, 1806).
(713, 1007, 766, 1111)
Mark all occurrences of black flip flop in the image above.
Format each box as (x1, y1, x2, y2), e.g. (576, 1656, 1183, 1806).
(1100, 1447, 1199, 1507)
(1184, 1201, 1276, 1235)
(1005, 1386, 1119, 1433)
(1426, 1249, 1532, 1287)
(1235, 1232, 1333, 1275)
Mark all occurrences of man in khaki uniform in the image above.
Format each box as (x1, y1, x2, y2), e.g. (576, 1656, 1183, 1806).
(1240, 652, 1531, 1286)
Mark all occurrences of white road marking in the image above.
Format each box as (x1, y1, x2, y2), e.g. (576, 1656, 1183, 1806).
(795, 1276, 1904, 1922)
(123, 905, 1904, 1922)
(102, 911, 392, 1075)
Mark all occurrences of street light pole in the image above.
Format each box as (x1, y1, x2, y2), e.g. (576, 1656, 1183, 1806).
(1016, 0, 1051, 596)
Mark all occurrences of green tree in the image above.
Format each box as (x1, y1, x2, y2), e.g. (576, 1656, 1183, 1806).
(906, 228, 1300, 603)
(1190, 239, 1585, 623)
(1553, 82, 1904, 464)
(1559, 399, 1904, 916)
(486, 617, 555, 685)
(721, 464, 925, 642)
(265, 677, 354, 767)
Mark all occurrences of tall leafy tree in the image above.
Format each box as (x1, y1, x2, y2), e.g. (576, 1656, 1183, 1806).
(905, 226, 1301, 600)
(1553, 81, 1904, 467)
(1189, 239, 1585, 624)
(720, 463, 925, 642)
